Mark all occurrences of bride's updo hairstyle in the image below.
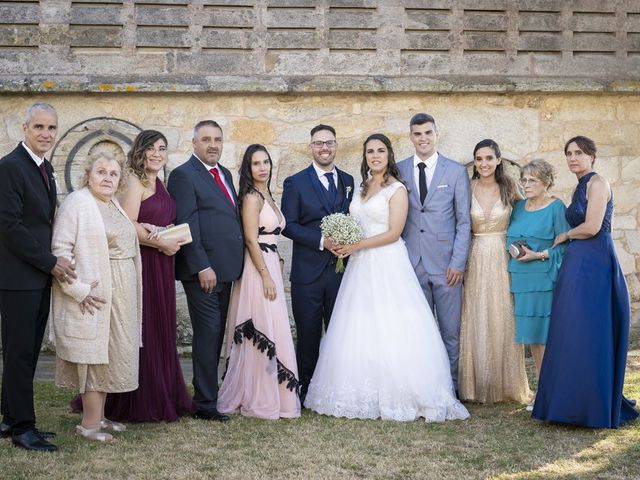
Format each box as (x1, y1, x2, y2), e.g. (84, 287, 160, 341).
(360, 133, 406, 198)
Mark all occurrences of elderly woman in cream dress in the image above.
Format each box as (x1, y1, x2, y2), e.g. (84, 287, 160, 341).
(50, 151, 142, 442)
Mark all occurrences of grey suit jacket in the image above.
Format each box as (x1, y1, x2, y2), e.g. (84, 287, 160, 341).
(397, 153, 471, 275)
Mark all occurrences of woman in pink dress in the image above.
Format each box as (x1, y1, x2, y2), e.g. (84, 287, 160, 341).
(217, 144, 301, 419)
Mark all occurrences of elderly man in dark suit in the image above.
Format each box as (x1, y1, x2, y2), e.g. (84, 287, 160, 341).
(167, 120, 244, 422)
(281, 124, 354, 404)
(0, 103, 75, 451)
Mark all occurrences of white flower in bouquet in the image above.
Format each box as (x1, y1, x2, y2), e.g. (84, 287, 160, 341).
(320, 213, 364, 272)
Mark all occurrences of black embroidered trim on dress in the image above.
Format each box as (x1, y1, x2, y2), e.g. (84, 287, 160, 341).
(231, 319, 301, 393)
(259, 242, 277, 253)
(258, 226, 282, 236)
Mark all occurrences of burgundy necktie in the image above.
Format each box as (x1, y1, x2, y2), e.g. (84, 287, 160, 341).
(209, 167, 234, 206)
(39, 162, 50, 190)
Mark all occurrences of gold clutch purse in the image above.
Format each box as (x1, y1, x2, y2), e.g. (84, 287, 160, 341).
(156, 223, 192, 246)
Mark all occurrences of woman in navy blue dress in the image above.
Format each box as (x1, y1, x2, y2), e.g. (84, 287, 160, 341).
(532, 136, 638, 428)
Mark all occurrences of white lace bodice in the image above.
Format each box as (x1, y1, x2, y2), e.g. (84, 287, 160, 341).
(349, 181, 406, 238)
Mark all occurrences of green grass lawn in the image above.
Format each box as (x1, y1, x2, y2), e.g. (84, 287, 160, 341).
(2, 352, 640, 479)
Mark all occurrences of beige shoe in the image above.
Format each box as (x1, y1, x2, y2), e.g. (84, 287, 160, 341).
(100, 418, 127, 432)
(76, 425, 114, 443)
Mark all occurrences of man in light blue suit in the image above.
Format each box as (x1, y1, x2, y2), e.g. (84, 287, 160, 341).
(397, 113, 471, 390)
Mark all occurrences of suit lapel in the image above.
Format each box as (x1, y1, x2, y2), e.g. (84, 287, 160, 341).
(336, 168, 351, 212)
(426, 155, 447, 204)
(306, 165, 332, 215)
(402, 156, 421, 207)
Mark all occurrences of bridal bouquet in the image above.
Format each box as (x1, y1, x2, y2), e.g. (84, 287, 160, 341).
(320, 213, 363, 273)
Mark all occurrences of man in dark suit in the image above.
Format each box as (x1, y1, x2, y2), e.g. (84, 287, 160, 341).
(167, 120, 243, 422)
(0, 103, 76, 452)
(281, 124, 354, 404)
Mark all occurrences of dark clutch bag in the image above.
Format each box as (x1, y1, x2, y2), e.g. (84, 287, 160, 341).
(508, 240, 530, 259)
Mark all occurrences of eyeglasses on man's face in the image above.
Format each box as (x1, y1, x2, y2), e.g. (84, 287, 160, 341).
(310, 140, 337, 148)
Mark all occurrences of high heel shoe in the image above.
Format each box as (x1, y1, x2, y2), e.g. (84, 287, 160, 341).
(76, 425, 113, 443)
(100, 419, 127, 432)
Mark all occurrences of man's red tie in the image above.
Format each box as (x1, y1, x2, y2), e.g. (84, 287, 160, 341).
(38, 162, 50, 190)
(209, 167, 234, 206)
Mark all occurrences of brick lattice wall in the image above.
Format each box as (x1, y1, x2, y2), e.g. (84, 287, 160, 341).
(0, 0, 639, 93)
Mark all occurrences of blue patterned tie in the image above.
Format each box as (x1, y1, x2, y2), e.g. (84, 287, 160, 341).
(325, 172, 337, 204)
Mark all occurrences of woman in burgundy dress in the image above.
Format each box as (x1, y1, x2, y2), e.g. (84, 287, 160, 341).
(104, 130, 195, 422)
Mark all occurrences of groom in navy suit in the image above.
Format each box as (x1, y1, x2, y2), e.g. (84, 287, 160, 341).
(281, 124, 354, 403)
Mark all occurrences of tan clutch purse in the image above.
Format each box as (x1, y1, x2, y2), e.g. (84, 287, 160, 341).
(156, 223, 192, 246)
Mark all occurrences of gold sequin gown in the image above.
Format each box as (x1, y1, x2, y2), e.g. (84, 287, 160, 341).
(459, 193, 532, 404)
(56, 200, 140, 394)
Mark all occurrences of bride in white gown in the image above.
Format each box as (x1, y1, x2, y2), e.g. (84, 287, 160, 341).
(305, 134, 469, 422)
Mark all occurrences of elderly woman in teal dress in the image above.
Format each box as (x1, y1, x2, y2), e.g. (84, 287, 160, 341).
(506, 160, 570, 409)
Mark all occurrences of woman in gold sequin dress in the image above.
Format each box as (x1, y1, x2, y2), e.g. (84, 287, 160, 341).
(459, 139, 532, 404)
(51, 151, 142, 442)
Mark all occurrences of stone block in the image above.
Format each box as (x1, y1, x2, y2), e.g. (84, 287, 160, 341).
(463, 32, 507, 51)
(265, 30, 320, 50)
(518, 12, 561, 31)
(612, 184, 640, 214)
(615, 239, 636, 275)
(402, 0, 452, 8)
(513, 1, 563, 11)
(569, 0, 615, 13)
(570, 12, 616, 32)
(328, 0, 378, 7)
(70, 5, 123, 26)
(401, 51, 452, 75)
(406, 31, 452, 51)
(328, 30, 378, 50)
(265, 7, 319, 29)
(135, 5, 190, 26)
(626, 230, 640, 255)
(203, 5, 255, 28)
(69, 26, 122, 48)
(327, 8, 377, 29)
(265, 50, 323, 75)
(136, 27, 191, 48)
(405, 10, 452, 31)
(266, 0, 317, 6)
(327, 51, 387, 75)
(573, 32, 616, 52)
(175, 51, 256, 75)
(201, 28, 256, 50)
(629, 33, 640, 52)
(0, 25, 39, 47)
(517, 32, 562, 51)
(229, 118, 276, 145)
(458, 0, 507, 10)
(0, 4, 39, 24)
(628, 14, 640, 32)
(463, 12, 508, 32)
(621, 157, 640, 178)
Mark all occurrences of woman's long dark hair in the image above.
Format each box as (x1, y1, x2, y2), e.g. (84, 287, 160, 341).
(360, 133, 405, 197)
(238, 144, 273, 208)
(472, 138, 518, 206)
(127, 129, 168, 187)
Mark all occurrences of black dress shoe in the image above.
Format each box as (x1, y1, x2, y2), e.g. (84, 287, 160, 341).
(12, 430, 58, 452)
(1, 422, 56, 440)
(193, 409, 230, 422)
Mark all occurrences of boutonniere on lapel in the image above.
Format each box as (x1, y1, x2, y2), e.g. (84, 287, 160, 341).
(345, 186, 352, 199)
(51, 171, 59, 190)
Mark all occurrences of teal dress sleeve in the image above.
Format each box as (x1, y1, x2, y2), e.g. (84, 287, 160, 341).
(546, 200, 570, 282)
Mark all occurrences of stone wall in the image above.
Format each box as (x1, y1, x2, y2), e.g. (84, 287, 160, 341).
(1, 92, 639, 341)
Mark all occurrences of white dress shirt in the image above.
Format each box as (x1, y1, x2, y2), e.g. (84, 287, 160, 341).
(413, 151, 438, 192)
(22, 141, 46, 167)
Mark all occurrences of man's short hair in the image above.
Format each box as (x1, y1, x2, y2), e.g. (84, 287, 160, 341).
(310, 124, 336, 138)
(24, 103, 57, 125)
(409, 113, 437, 129)
(193, 120, 222, 138)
